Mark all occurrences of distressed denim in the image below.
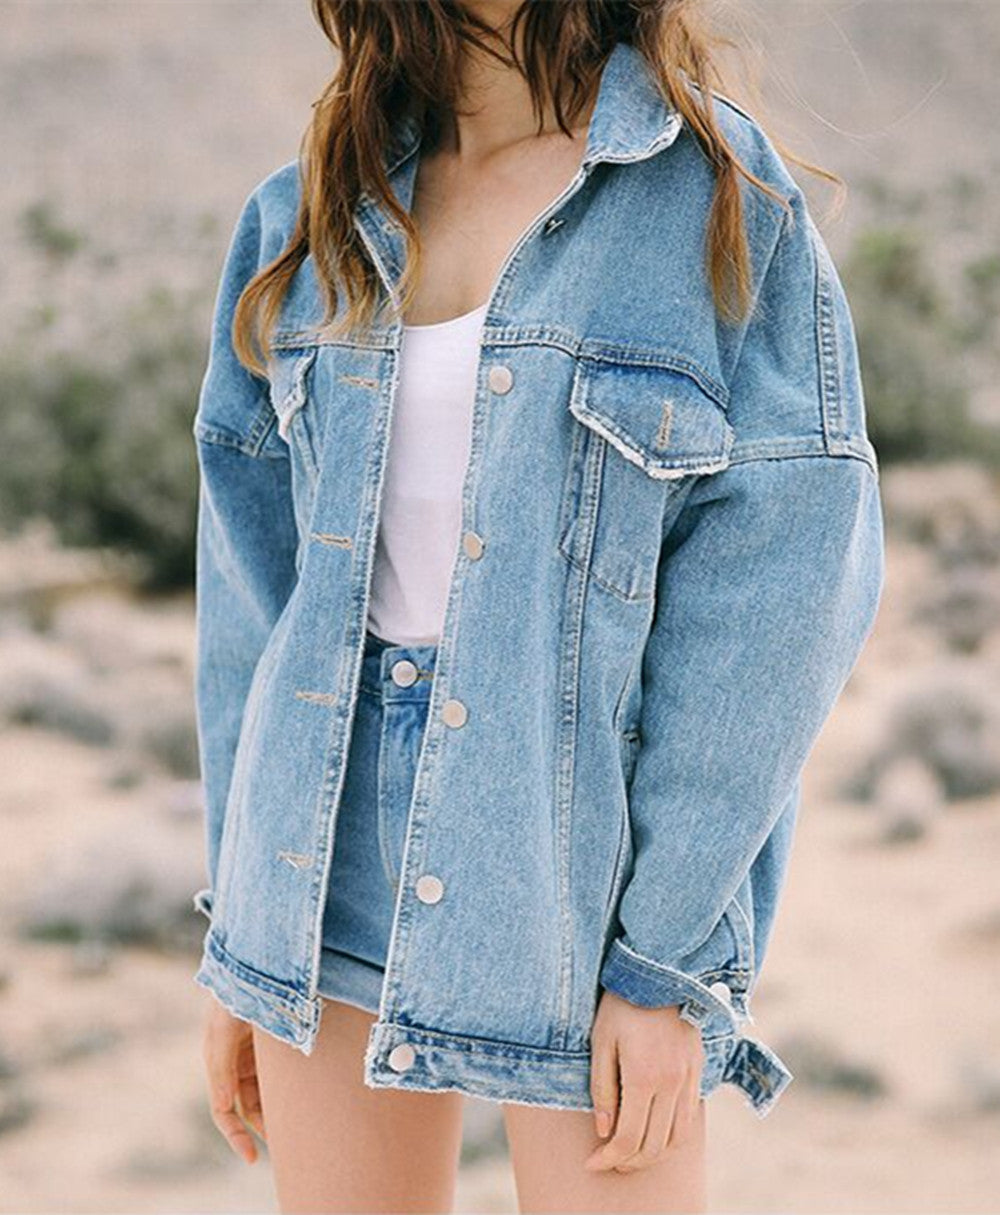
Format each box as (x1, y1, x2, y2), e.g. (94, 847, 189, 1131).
(190, 39, 885, 1117)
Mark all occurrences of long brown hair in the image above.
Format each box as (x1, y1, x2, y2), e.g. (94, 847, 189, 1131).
(233, 0, 842, 376)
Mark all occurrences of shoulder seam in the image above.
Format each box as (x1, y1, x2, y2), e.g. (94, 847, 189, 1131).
(724, 192, 798, 383)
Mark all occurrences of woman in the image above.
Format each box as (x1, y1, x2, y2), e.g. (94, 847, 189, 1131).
(190, 0, 885, 1210)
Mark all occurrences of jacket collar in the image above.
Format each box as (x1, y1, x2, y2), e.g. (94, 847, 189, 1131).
(381, 39, 684, 182)
(353, 41, 684, 317)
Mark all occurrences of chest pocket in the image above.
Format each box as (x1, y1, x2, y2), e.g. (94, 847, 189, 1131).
(266, 344, 321, 477)
(558, 355, 734, 602)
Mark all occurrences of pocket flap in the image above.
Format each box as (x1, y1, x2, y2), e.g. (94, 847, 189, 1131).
(569, 357, 734, 479)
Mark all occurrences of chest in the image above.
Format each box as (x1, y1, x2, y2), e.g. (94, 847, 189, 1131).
(265, 150, 740, 601)
(401, 132, 589, 324)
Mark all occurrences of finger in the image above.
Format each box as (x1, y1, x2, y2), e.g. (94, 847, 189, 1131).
(584, 1074, 653, 1171)
(210, 1081, 259, 1164)
(665, 1062, 702, 1150)
(589, 1033, 620, 1140)
(237, 1070, 267, 1142)
(206, 1028, 259, 1164)
(235, 1038, 267, 1142)
(614, 1086, 678, 1173)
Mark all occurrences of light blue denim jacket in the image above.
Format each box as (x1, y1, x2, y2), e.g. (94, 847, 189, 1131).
(190, 40, 884, 1118)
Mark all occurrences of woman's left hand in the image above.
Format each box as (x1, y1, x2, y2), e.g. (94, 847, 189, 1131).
(585, 988, 704, 1173)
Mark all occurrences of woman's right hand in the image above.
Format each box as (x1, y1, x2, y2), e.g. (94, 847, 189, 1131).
(201, 998, 267, 1164)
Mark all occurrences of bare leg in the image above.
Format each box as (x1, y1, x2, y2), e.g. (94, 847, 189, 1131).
(252, 998, 466, 1213)
(503, 1098, 707, 1214)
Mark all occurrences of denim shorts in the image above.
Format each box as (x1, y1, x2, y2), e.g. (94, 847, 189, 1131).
(316, 627, 437, 1015)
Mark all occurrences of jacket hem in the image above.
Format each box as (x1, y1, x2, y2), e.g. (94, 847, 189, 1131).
(361, 1016, 788, 1115)
(193, 932, 792, 1115)
(363, 1020, 596, 1110)
(193, 930, 321, 1050)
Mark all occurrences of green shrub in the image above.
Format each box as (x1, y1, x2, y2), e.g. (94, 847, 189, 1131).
(20, 200, 86, 263)
(844, 226, 1000, 466)
(0, 288, 208, 590)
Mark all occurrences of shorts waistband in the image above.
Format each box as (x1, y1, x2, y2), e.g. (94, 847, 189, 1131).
(360, 628, 438, 702)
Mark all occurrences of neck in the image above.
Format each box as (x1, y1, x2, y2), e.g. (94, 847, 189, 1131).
(442, 2, 596, 162)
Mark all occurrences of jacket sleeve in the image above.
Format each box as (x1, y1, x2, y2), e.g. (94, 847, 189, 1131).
(190, 186, 300, 915)
(598, 188, 886, 1023)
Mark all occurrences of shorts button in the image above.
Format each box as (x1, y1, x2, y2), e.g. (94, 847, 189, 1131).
(462, 531, 485, 560)
(415, 874, 444, 904)
(387, 1043, 416, 1072)
(708, 981, 732, 1005)
(391, 659, 418, 687)
(488, 365, 513, 395)
(441, 698, 467, 728)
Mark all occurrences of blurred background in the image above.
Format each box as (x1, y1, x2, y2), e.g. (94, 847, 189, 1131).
(1, 1, 998, 1211)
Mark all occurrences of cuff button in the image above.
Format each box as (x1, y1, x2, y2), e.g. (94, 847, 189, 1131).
(387, 1043, 416, 1072)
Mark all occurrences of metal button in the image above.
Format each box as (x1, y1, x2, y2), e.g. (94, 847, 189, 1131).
(708, 981, 732, 1005)
(391, 659, 418, 687)
(415, 874, 444, 904)
(441, 698, 467, 728)
(488, 364, 514, 395)
(462, 531, 485, 560)
(387, 1043, 416, 1072)
(542, 215, 566, 235)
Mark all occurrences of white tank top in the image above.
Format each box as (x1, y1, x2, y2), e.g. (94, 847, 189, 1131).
(366, 300, 489, 645)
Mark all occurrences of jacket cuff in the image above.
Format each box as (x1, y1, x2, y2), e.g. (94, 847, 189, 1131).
(599, 936, 795, 1117)
(599, 935, 741, 1038)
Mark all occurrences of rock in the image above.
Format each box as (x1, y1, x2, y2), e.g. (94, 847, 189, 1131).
(159, 779, 204, 821)
(847, 661, 1000, 802)
(881, 462, 1000, 566)
(0, 1046, 21, 1083)
(104, 761, 146, 791)
(0, 1087, 36, 1138)
(775, 1033, 888, 1099)
(43, 1024, 121, 1065)
(137, 709, 199, 780)
(48, 587, 190, 675)
(914, 565, 1000, 653)
(15, 817, 206, 952)
(0, 518, 130, 627)
(958, 906, 1000, 944)
(0, 630, 117, 746)
(70, 938, 114, 977)
(873, 755, 945, 842)
(954, 1052, 1000, 1115)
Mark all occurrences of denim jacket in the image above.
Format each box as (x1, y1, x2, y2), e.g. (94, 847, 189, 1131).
(190, 40, 885, 1118)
